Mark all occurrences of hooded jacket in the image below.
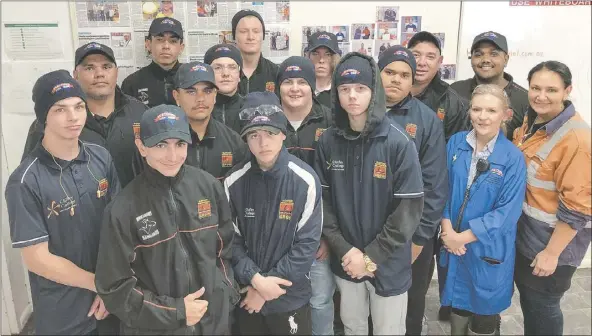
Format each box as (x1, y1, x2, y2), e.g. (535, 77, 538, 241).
(95, 164, 239, 335)
(313, 52, 424, 297)
(212, 92, 244, 134)
(21, 87, 147, 187)
(414, 74, 470, 141)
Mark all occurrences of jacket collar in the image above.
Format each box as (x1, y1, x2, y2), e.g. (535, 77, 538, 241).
(35, 140, 90, 170)
(470, 72, 515, 93)
(458, 129, 508, 165)
(241, 54, 265, 78)
(387, 94, 413, 114)
(215, 91, 241, 106)
(190, 118, 218, 144)
(526, 101, 576, 135)
(249, 147, 290, 177)
(415, 73, 448, 101)
(144, 161, 186, 189)
(148, 61, 181, 78)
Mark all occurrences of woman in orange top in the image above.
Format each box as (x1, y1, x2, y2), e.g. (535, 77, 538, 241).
(513, 61, 591, 336)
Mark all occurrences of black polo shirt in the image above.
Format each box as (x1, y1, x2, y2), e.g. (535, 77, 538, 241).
(238, 54, 279, 95)
(6, 141, 120, 335)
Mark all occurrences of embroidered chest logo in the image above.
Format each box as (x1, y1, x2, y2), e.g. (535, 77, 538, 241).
(47, 201, 60, 218)
(437, 108, 446, 121)
(133, 123, 141, 139)
(221, 152, 233, 167)
(265, 81, 275, 92)
(373, 162, 387, 179)
(138, 88, 149, 105)
(137, 211, 159, 241)
(289, 313, 299, 334)
(279, 200, 294, 220)
(97, 178, 109, 198)
(198, 199, 212, 219)
(50, 197, 76, 217)
(405, 123, 417, 138)
(490, 168, 504, 177)
(327, 159, 345, 171)
(245, 208, 255, 218)
(314, 128, 326, 141)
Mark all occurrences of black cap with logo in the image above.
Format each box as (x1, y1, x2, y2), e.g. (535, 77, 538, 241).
(471, 31, 508, 53)
(239, 92, 288, 138)
(75, 42, 116, 67)
(174, 62, 218, 90)
(140, 104, 192, 147)
(149, 17, 183, 38)
(307, 31, 340, 55)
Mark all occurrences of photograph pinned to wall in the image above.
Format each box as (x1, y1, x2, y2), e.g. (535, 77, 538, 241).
(302, 26, 327, 43)
(331, 25, 350, 43)
(433, 33, 445, 49)
(268, 27, 290, 56)
(85, 1, 121, 22)
(376, 6, 399, 23)
(130, 1, 185, 29)
(352, 40, 372, 56)
(401, 16, 421, 34)
(275, 1, 290, 22)
(76, 1, 130, 27)
(196, 0, 217, 17)
(377, 22, 398, 41)
(401, 32, 416, 48)
(440, 64, 456, 80)
(338, 42, 351, 55)
(110, 32, 133, 60)
(352, 23, 375, 40)
(219, 30, 233, 44)
(374, 40, 396, 58)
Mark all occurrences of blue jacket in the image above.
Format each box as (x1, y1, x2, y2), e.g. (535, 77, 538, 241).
(439, 131, 526, 315)
(225, 148, 322, 315)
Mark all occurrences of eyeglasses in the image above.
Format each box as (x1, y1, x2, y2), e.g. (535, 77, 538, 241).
(239, 104, 283, 121)
(212, 64, 240, 73)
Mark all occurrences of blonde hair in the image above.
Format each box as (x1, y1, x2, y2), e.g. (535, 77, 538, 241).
(307, 50, 341, 74)
(470, 84, 511, 136)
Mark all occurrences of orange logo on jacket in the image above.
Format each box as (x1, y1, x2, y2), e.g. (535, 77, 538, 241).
(373, 162, 387, 179)
(133, 123, 141, 139)
(315, 128, 326, 141)
(405, 123, 417, 138)
(437, 108, 446, 121)
(221, 152, 233, 167)
(198, 199, 212, 219)
(265, 82, 275, 92)
(279, 200, 294, 220)
(97, 178, 109, 198)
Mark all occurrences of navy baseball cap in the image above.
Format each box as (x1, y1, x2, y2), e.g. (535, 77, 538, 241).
(140, 104, 192, 147)
(307, 31, 340, 54)
(75, 42, 116, 66)
(174, 62, 218, 90)
(239, 92, 288, 138)
(149, 17, 183, 38)
(471, 31, 508, 53)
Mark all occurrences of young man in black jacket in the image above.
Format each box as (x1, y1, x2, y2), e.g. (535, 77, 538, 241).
(305, 32, 341, 109)
(204, 43, 244, 134)
(122, 17, 184, 107)
(314, 53, 424, 335)
(451, 31, 528, 140)
(231, 10, 279, 94)
(276, 56, 335, 335)
(95, 104, 238, 335)
(21, 42, 147, 187)
(225, 92, 322, 335)
(378, 45, 448, 336)
(6, 70, 121, 335)
(407, 31, 469, 141)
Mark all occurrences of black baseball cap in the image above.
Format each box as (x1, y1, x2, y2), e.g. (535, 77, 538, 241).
(239, 92, 288, 138)
(149, 17, 183, 38)
(140, 104, 192, 147)
(471, 31, 508, 53)
(307, 31, 340, 54)
(174, 62, 218, 90)
(407, 31, 442, 54)
(75, 42, 116, 67)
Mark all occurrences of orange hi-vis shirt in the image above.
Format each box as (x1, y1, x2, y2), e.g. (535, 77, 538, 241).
(513, 102, 591, 266)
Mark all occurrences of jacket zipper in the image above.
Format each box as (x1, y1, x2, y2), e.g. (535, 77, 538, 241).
(222, 104, 226, 124)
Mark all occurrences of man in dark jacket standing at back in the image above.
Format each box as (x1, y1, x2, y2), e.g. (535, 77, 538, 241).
(407, 31, 469, 141)
(21, 42, 147, 187)
(378, 45, 448, 336)
(95, 104, 237, 335)
(314, 52, 424, 335)
(225, 92, 322, 335)
(451, 31, 528, 140)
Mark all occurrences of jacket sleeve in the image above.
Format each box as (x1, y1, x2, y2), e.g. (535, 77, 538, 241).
(312, 136, 354, 260)
(412, 118, 448, 246)
(467, 153, 527, 246)
(443, 91, 470, 142)
(121, 76, 134, 97)
(265, 174, 322, 282)
(442, 137, 457, 221)
(95, 204, 186, 330)
(224, 178, 262, 285)
(365, 140, 425, 265)
(21, 120, 43, 163)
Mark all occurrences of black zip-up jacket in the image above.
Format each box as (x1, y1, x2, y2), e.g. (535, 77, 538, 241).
(284, 100, 332, 167)
(315, 89, 331, 109)
(451, 72, 529, 140)
(225, 148, 322, 315)
(121, 61, 181, 107)
(415, 74, 469, 141)
(386, 95, 448, 246)
(21, 87, 147, 187)
(95, 164, 239, 335)
(313, 52, 424, 297)
(212, 92, 244, 134)
(238, 55, 279, 95)
(132, 118, 248, 181)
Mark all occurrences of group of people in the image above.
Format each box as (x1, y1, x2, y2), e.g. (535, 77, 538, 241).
(6, 8, 590, 336)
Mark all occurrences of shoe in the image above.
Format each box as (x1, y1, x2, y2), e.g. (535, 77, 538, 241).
(438, 306, 451, 322)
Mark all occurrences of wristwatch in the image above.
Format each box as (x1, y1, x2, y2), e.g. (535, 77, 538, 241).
(363, 254, 377, 272)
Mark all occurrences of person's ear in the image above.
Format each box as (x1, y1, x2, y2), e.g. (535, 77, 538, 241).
(564, 85, 573, 101)
(505, 108, 514, 123)
(172, 89, 180, 106)
(135, 139, 148, 157)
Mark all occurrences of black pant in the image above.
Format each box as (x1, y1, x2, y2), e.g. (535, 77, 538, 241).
(236, 304, 312, 335)
(452, 308, 498, 334)
(405, 235, 436, 335)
